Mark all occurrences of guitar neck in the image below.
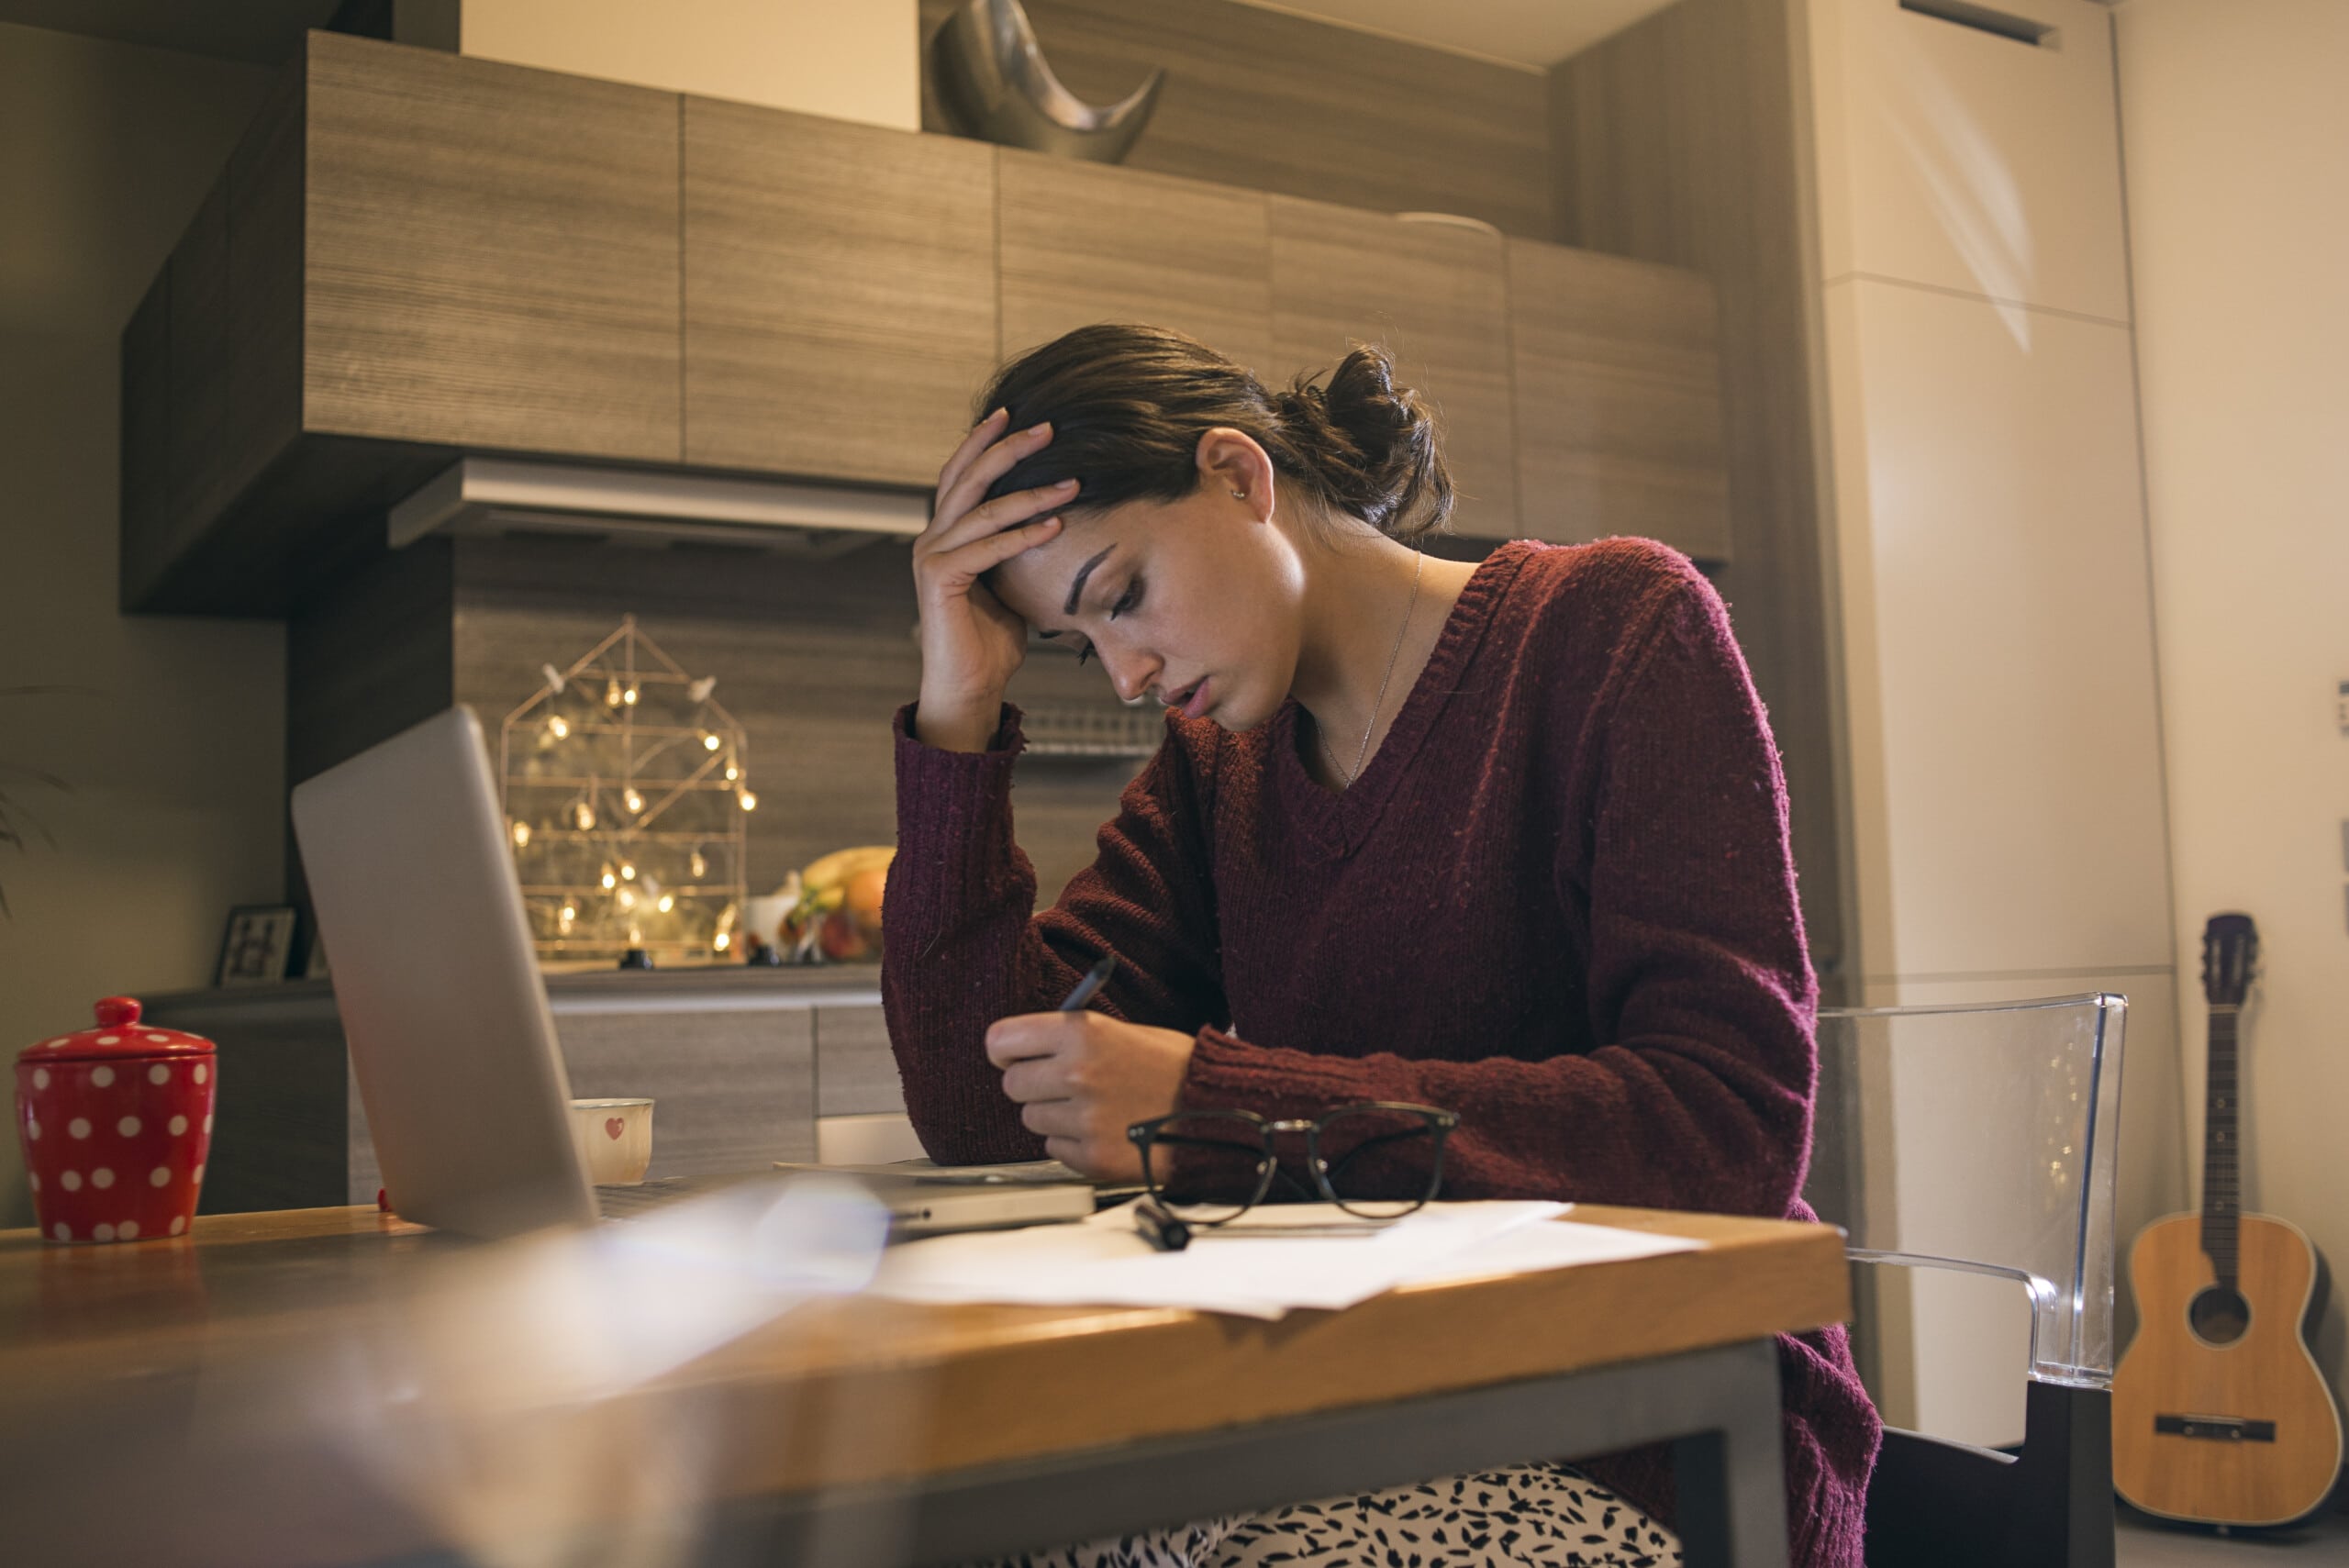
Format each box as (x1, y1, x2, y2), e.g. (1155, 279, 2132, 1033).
(2201, 1006, 2242, 1284)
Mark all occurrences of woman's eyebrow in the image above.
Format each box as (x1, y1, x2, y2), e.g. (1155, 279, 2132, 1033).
(1063, 545, 1116, 617)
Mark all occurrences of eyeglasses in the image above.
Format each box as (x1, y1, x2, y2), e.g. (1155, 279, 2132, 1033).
(1123, 1102, 1459, 1247)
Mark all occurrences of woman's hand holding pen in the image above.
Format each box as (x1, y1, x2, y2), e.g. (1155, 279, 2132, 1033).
(985, 1009, 1193, 1181)
(911, 408, 1076, 752)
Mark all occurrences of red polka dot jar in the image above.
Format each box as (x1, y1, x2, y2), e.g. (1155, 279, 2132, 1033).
(15, 996, 217, 1245)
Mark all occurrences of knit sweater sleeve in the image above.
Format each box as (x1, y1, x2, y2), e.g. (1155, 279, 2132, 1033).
(1180, 562, 1819, 1218)
(880, 702, 1227, 1165)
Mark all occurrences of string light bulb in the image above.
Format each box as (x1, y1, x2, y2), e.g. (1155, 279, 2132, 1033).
(723, 762, 740, 782)
(547, 714, 570, 740)
(702, 732, 721, 751)
(623, 787, 644, 814)
(619, 862, 637, 881)
(736, 788, 758, 812)
(689, 850, 707, 879)
(509, 820, 531, 848)
(713, 931, 730, 951)
(574, 801, 596, 831)
(656, 893, 674, 913)
(600, 866, 618, 890)
(605, 678, 623, 707)
(616, 887, 637, 911)
(621, 684, 639, 706)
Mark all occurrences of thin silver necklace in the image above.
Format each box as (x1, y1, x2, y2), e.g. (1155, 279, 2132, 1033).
(1317, 550, 1424, 789)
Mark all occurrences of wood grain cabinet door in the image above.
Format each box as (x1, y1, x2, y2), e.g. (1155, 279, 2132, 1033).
(997, 150, 1273, 373)
(813, 1006, 905, 1118)
(1507, 240, 1731, 562)
(685, 101, 998, 487)
(1269, 199, 1517, 539)
(303, 32, 683, 463)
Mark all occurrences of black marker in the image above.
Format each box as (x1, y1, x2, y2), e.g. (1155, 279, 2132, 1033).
(1058, 953, 1116, 1011)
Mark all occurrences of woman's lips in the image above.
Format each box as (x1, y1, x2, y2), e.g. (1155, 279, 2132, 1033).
(1181, 678, 1213, 719)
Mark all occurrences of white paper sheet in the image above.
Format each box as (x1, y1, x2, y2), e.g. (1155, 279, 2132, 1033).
(868, 1201, 1702, 1319)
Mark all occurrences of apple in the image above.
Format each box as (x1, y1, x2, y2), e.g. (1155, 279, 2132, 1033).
(818, 908, 873, 962)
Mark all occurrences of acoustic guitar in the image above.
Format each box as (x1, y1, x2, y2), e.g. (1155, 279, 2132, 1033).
(2112, 912, 2343, 1526)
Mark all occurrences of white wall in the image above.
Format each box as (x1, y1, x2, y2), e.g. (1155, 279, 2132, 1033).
(461, 0, 920, 129)
(0, 24, 285, 1228)
(2115, 0, 2349, 1414)
(1808, 0, 2187, 1444)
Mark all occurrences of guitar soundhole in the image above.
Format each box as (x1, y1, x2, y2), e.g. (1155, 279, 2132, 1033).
(2188, 1285, 2252, 1346)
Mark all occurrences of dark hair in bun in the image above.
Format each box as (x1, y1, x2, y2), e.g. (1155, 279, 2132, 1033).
(974, 323, 1453, 544)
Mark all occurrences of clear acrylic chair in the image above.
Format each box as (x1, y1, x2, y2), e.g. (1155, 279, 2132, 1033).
(1811, 994, 2128, 1568)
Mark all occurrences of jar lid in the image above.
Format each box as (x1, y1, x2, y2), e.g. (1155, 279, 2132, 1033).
(17, 997, 216, 1064)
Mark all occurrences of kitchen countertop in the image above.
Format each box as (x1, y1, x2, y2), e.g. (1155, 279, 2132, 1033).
(139, 962, 886, 1018)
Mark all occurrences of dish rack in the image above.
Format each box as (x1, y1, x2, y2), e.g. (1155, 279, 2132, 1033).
(1021, 703, 1167, 760)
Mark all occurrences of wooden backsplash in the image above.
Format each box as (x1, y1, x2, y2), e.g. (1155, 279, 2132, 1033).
(451, 535, 1147, 906)
(917, 0, 1554, 239)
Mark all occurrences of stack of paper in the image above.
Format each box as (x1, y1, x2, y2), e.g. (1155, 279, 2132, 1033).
(869, 1201, 1701, 1319)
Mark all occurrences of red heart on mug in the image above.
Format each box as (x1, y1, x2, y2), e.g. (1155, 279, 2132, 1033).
(605, 1118, 625, 1140)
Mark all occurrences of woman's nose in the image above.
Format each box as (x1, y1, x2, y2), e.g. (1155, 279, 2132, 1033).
(1101, 645, 1161, 706)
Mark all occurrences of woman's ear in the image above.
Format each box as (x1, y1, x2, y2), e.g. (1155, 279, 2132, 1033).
(1195, 428, 1275, 520)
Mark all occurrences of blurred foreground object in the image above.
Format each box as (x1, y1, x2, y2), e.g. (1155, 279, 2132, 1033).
(1, 1176, 889, 1568)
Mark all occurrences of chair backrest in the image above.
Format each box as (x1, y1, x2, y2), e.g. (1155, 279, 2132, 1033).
(1814, 993, 2127, 1389)
(1815, 994, 2128, 1568)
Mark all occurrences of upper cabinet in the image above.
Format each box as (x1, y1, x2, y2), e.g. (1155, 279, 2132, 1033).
(1508, 241, 1730, 559)
(683, 99, 996, 488)
(120, 32, 1734, 617)
(1269, 199, 1517, 539)
(997, 151, 1274, 372)
(305, 35, 683, 460)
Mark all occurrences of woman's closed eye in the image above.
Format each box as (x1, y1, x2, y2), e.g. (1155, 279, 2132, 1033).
(1073, 581, 1141, 667)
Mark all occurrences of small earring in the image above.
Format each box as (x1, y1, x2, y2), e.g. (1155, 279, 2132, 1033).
(1230, 489, 1246, 500)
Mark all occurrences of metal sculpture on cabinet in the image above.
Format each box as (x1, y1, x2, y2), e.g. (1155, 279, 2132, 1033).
(928, 0, 1164, 163)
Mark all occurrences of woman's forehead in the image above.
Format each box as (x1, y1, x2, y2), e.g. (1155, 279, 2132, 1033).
(991, 516, 1128, 624)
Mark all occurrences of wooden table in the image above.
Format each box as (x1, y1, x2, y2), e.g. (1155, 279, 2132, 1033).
(0, 1203, 1849, 1568)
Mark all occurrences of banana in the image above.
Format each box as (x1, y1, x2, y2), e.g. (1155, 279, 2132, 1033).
(801, 844, 895, 895)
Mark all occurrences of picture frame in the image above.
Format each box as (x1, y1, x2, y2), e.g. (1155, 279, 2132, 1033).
(216, 904, 300, 988)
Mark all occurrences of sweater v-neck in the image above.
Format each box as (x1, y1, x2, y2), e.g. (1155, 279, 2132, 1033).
(1269, 540, 1531, 857)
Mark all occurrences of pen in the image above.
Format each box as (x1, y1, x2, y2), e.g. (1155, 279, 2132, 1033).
(1058, 953, 1116, 1011)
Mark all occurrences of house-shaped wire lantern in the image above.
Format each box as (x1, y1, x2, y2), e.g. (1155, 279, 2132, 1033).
(499, 616, 753, 966)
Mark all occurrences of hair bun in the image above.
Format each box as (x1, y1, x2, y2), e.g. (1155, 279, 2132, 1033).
(1280, 346, 1453, 540)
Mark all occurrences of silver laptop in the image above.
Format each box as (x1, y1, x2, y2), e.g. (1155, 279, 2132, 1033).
(290, 706, 1092, 1240)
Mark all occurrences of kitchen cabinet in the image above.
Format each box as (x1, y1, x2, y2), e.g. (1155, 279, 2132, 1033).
(305, 32, 681, 461)
(1508, 239, 1731, 557)
(997, 150, 1274, 372)
(684, 98, 997, 488)
(120, 31, 1736, 617)
(1269, 198, 1518, 539)
(813, 1005, 906, 1118)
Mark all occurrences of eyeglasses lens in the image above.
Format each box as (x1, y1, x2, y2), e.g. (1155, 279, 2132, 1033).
(1316, 1106, 1442, 1218)
(1141, 1113, 1273, 1223)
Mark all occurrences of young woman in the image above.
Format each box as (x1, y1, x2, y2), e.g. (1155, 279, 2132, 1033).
(882, 324, 1879, 1568)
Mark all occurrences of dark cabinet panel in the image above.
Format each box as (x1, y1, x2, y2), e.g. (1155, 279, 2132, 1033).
(684, 98, 996, 488)
(303, 32, 682, 462)
(998, 150, 1273, 373)
(1508, 241, 1731, 560)
(1269, 199, 1517, 540)
(118, 270, 173, 605)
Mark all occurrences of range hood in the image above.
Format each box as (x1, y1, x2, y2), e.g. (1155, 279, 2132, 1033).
(387, 458, 932, 556)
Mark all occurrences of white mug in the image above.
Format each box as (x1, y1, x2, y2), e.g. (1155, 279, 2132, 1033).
(568, 1097, 654, 1185)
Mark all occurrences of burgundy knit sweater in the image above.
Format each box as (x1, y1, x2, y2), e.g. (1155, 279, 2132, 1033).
(882, 537, 1880, 1567)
